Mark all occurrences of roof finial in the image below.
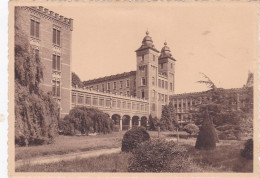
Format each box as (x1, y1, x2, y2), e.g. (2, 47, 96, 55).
(146, 30, 149, 36)
(164, 41, 167, 46)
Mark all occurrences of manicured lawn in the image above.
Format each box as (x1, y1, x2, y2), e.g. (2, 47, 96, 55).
(16, 136, 253, 172)
(15, 130, 174, 161)
(15, 131, 126, 161)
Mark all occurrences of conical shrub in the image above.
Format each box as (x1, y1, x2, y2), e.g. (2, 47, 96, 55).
(195, 116, 216, 150)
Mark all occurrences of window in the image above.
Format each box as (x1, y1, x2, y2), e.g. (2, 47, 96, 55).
(165, 95, 168, 103)
(52, 54, 61, 71)
(162, 80, 164, 88)
(142, 90, 145, 99)
(153, 55, 155, 61)
(107, 83, 110, 91)
(102, 84, 105, 92)
(99, 98, 104, 106)
(112, 100, 116, 108)
(117, 100, 121, 108)
(152, 103, 156, 111)
(152, 77, 155, 86)
(170, 83, 173, 91)
(106, 99, 110, 107)
(165, 81, 168, 89)
(161, 63, 163, 69)
(122, 101, 126, 109)
(96, 85, 99, 91)
(171, 63, 173, 69)
(127, 102, 131, 109)
(162, 94, 164, 102)
(126, 80, 130, 88)
(113, 82, 117, 90)
(141, 77, 146, 86)
(53, 28, 61, 46)
(30, 19, 39, 38)
(158, 93, 161, 101)
(158, 79, 161, 88)
(85, 96, 91, 105)
(72, 94, 76, 104)
(127, 91, 130, 96)
(34, 49, 40, 61)
(120, 92, 122, 95)
(78, 95, 83, 104)
(52, 80, 60, 97)
(120, 81, 123, 88)
(93, 97, 98, 105)
(141, 54, 144, 61)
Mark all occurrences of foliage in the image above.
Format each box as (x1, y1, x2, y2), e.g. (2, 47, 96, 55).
(197, 73, 216, 90)
(15, 16, 59, 146)
(241, 138, 253, 160)
(183, 124, 199, 136)
(128, 139, 190, 172)
(121, 127, 150, 152)
(160, 102, 178, 131)
(72, 72, 84, 88)
(59, 107, 114, 135)
(195, 117, 216, 150)
(148, 115, 159, 131)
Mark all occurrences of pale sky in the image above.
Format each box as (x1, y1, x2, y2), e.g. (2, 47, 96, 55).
(48, 2, 257, 94)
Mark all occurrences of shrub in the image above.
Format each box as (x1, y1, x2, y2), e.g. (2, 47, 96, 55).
(60, 107, 114, 135)
(195, 117, 216, 150)
(148, 115, 159, 131)
(183, 124, 199, 136)
(121, 127, 150, 152)
(128, 139, 191, 172)
(241, 138, 253, 160)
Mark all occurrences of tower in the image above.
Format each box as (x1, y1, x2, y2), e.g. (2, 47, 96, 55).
(158, 42, 176, 95)
(135, 31, 160, 117)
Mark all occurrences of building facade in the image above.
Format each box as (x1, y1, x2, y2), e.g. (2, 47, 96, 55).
(15, 6, 73, 118)
(83, 31, 176, 118)
(170, 72, 254, 124)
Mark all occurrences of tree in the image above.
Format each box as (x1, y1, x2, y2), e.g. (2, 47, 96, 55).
(195, 116, 216, 150)
(72, 72, 84, 88)
(15, 16, 59, 146)
(183, 124, 199, 137)
(148, 114, 159, 131)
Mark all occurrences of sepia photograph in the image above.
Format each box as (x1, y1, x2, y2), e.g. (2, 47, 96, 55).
(8, 1, 258, 176)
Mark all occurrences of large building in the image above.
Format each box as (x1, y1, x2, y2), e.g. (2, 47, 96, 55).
(171, 72, 254, 124)
(15, 6, 73, 118)
(83, 31, 176, 118)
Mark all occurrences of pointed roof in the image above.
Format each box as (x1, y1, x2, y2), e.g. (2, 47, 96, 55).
(135, 31, 159, 53)
(159, 42, 176, 61)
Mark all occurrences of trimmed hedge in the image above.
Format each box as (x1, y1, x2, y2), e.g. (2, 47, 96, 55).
(183, 124, 199, 136)
(128, 139, 191, 172)
(241, 138, 253, 160)
(121, 127, 150, 152)
(195, 117, 216, 150)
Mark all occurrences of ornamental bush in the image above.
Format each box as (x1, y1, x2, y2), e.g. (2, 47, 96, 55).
(241, 138, 253, 160)
(121, 127, 150, 152)
(60, 107, 114, 135)
(128, 139, 191, 172)
(195, 117, 216, 150)
(183, 124, 199, 137)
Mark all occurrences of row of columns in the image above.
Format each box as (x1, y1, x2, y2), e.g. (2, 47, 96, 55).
(111, 114, 145, 131)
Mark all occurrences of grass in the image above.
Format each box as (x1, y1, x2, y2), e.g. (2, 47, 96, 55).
(15, 130, 174, 161)
(16, 134, 253, 172)
(15, 131, 126, 161)
(185, 140, 253, 172)
(16, 152, 130, 172)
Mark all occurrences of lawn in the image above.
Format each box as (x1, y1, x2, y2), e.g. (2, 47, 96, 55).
(15, 131, 125, 161)
(15, 130, 174, 161)
(16, 133, 253, 172)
